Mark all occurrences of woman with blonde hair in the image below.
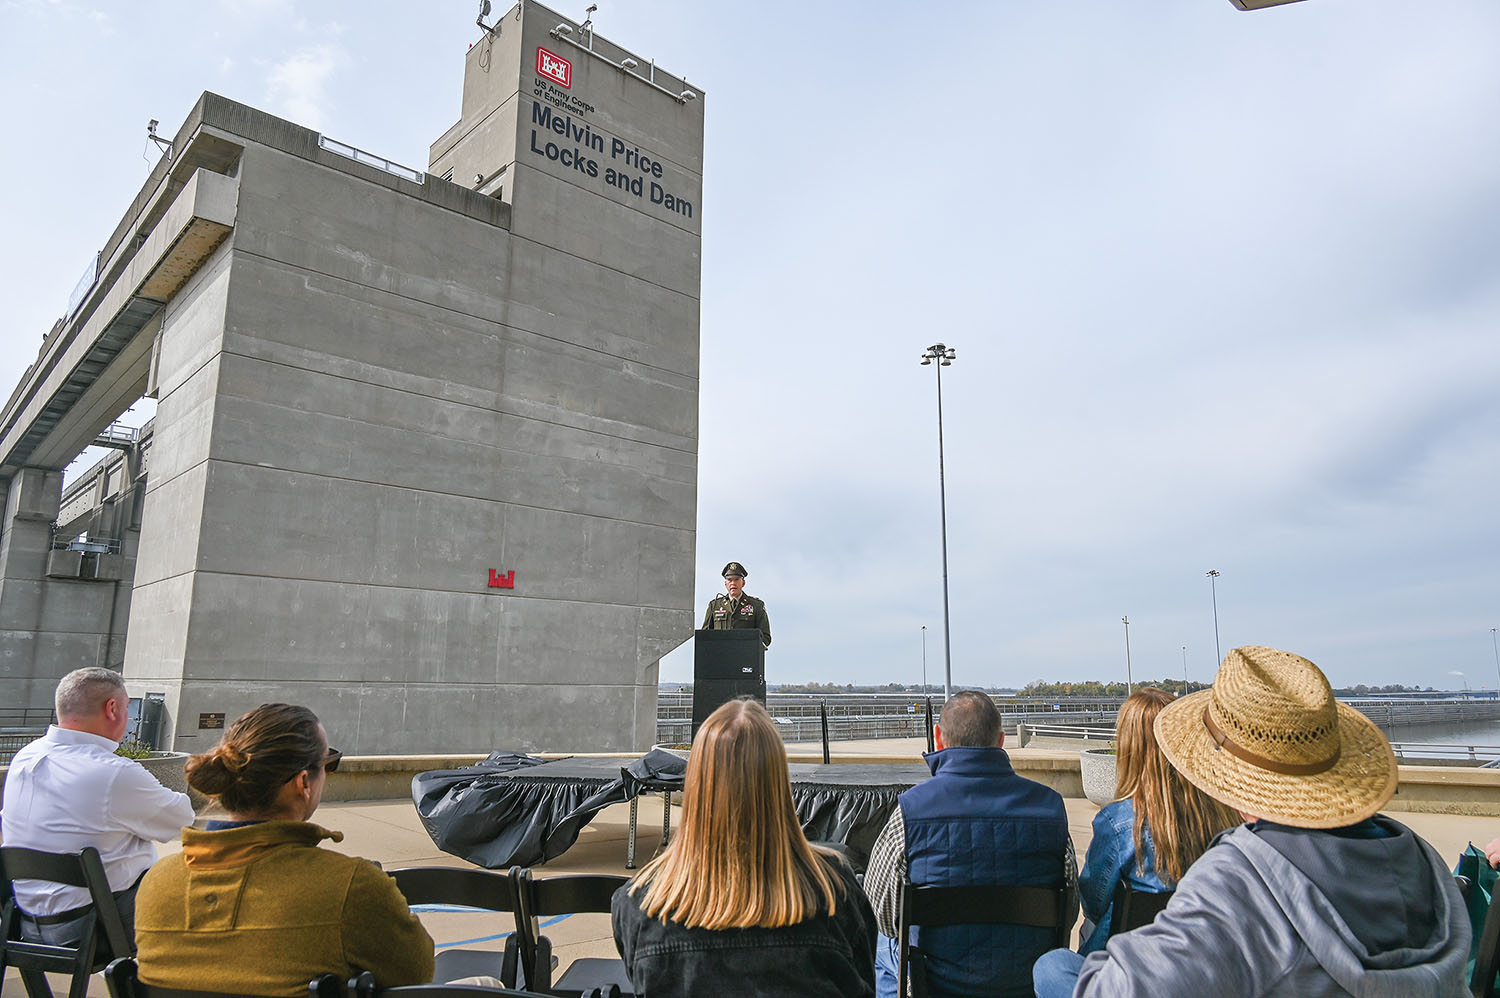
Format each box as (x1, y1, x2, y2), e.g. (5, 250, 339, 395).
(133, 704, 434, 997)
(1077, 687, 1238, 952)
(611, 697, 876, 997)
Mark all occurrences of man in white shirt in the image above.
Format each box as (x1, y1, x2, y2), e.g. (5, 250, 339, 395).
(1, 667, 194, 949)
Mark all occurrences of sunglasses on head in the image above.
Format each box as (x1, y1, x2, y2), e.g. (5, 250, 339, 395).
(323, 747, 342, 773)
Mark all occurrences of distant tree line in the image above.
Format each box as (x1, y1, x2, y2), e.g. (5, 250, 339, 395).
(675, 679, 1442, 697)
(1332, 683, 1437, 695)
(1018, 678, 1210, 698)
(1016, 679, 1440, 698)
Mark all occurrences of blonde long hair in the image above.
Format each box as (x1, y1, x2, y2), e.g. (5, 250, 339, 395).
(1115, 688, 1237, 884)
(632, 698, 844, 929)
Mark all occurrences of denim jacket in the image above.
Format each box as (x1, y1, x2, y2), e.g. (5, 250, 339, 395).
(1078, 798, 1168, 954)
(611, 854, 876, 998)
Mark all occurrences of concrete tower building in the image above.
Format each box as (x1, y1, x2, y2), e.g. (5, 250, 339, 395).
(0, 1, 704, 753)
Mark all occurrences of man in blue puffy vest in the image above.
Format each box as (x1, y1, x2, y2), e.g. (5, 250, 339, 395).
(864, 691, 1073, 998)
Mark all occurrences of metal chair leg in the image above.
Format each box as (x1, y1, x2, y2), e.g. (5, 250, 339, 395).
(626, 795, 639, 869)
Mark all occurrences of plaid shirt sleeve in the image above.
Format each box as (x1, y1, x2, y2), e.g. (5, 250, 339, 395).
(863, 805, 908, 938)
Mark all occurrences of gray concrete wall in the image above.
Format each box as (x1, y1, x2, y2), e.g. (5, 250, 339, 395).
(117, 2, 703, 755)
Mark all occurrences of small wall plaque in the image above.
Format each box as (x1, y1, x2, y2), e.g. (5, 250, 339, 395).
(488, 569, 515, 589)
(199, 712, 225, 730)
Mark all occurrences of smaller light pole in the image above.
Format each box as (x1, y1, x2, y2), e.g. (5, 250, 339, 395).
(1122, 616, 1134, 695)
(1181, 645, 1189, 697)
(1206, 570, 1222, 663)
(1491, 628, 1499, 693)
(921, 625, 928, 696)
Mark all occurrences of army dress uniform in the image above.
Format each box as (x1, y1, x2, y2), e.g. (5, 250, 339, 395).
(701, 592, 771, 648)
(701, 561, 771, 648)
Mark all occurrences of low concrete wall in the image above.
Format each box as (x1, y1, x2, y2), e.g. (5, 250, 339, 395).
(324, 750, 1092, 803)
(6, 751, 1497, 816)
(326, 754, 487, 802)
(318, 749, 1495, 815)
(1390, 765, 1500, 816)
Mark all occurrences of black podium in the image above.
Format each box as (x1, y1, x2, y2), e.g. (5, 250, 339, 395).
(692, 629, 766, 739)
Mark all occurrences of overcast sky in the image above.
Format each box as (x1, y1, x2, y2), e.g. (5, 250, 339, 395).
(1, 0, 1496, 692)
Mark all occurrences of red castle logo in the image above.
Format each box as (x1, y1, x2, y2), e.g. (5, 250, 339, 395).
(537, 47, 571, 88)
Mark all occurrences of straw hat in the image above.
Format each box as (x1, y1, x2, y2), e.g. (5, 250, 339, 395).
(1154, 646, 1398, 829)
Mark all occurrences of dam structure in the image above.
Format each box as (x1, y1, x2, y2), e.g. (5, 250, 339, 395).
(0, 1, 704, 754)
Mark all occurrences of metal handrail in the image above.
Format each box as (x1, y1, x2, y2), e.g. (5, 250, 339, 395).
(48, 530, 122, 554)
(317, 135, 424, 184)
(1389, 742, 1500, 762)
(1017, 723, 1116, 742)
(1015, 722, 1500, 762)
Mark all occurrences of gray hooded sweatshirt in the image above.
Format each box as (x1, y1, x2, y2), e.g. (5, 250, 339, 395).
(1074, 815, 1470, 997)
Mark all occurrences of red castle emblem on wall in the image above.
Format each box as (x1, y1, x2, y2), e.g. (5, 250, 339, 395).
(537, 47, 571, 88)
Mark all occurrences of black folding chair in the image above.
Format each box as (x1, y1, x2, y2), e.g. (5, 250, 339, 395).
(1107, 882, 1173, 937)
(513, 871, 632, 997)
(102, 956, 342, 998)
(1, 846, 133, 998)
(348, 968, 607, 998)
(388, 866, 527, 988)
(1473, 886, 1500, 998)
(896, 880, 1071, 998)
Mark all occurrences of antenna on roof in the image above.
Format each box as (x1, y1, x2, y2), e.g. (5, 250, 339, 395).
(476, 0, 499, 38)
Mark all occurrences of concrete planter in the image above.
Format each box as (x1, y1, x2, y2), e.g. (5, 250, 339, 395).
(1079, 747, 1118, 806)
(136, 751, 209, 813)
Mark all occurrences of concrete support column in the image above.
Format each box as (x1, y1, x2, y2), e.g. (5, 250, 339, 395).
(0, 468, 65, 709)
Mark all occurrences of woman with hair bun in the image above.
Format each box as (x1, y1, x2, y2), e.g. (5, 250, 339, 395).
(133, 704, 434, 996)
(611, 697, 877, 998)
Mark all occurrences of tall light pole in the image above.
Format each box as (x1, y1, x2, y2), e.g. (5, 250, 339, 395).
(921, 625, 928, 695)
(1181, 645, 1189, 697)
(920, 343, 957, 701)
(1206, 569, 1222, 664)
(1122, 616, 1134, 696)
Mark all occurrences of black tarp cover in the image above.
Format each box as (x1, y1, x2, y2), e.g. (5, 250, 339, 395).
(413, 752, 930, 870)
(412, 752, 686, 868)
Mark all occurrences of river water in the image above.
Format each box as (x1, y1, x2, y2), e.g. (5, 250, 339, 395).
(1374, 719, 1500, 747)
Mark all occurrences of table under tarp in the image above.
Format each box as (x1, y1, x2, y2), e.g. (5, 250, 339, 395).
(412, 751, 931, 870)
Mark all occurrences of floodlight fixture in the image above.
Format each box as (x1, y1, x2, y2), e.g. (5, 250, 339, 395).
(477, 0, 499, 37)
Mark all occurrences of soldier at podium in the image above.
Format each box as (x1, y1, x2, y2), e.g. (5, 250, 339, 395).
(701, 561, 771, 649)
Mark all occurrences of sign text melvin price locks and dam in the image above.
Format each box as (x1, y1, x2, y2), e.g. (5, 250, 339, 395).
(527, 57, 695, 218)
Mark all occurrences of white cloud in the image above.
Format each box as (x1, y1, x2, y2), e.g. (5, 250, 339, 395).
(265, 43, 349, 131)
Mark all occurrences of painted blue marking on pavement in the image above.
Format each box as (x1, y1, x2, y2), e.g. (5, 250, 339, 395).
(434, 912, 573, 950)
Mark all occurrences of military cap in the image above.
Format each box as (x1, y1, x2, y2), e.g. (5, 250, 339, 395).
(721, 561, 748, 578)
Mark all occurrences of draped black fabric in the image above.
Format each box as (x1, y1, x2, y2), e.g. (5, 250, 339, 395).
(546, 750, 688, 853)
(412, 752, 930, 870)
(790, 764, 932, 869)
